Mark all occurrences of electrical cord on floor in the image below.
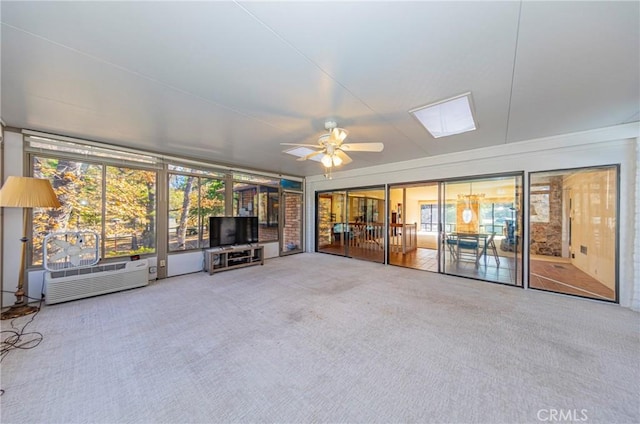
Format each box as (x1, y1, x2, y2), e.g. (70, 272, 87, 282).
(0, 290, 45, 396)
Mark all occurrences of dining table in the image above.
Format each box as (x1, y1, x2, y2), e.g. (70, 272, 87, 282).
(446, 232, 499, 266)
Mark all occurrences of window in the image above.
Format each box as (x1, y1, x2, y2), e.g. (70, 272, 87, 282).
(281, 179, 303, 191)
(478, 202, 516, 235)
(443, 202, 456, 232)
(27, 133, 303, 264)
(259, 186, 279, 227)
(233, 181, 279, 242)
(420, 203, 438, 232)
(105, 166, 156, 258)
(168, 171, 225, 251)
(31, 156, 157, 264)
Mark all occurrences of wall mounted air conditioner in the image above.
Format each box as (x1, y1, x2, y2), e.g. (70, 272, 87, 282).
(44, 259, 149, 305)
(42, 231, 149, 305)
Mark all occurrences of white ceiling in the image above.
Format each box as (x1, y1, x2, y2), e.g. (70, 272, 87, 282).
(1, 1, 638, 177)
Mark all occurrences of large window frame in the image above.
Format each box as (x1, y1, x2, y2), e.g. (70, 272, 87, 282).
(168, 166, 226, 252)
(29, 150, 159, 266)
(233, 173, 281, 243)
(24, 131, 304, 269)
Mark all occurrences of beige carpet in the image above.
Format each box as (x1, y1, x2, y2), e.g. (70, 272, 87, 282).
(1, 253, 638, 423)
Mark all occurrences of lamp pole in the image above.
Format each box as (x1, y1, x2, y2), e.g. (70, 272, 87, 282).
(8, 209, 32, 314)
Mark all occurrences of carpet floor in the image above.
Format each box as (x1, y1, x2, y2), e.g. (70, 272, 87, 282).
(1, 253, 638, 423)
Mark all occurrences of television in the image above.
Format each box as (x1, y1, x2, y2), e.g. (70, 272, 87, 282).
(209, 216, 259, 247)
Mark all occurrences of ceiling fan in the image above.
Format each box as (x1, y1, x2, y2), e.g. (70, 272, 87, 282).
(282, 121, 384, 168)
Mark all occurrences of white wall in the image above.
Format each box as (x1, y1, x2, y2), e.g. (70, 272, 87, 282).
(305, 123, 639, 309)
(167, 251, 205, 278)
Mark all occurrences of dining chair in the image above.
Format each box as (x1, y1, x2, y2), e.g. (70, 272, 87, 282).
(456, 233, 480, 267)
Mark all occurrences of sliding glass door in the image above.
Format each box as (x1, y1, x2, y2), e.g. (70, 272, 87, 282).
(528, 166, 618, 301)
(348, 188, 385, 263)
(317, 175, 523, 286)
(317, 191, 347, 256)
(388, 183, 439, 272)
(316, 187, 385, 263)
(440, 174, 523, 286)
(315, 167, 619, 301)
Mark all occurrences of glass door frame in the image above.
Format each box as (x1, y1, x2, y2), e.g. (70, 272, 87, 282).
(527, 164, 620, 303)
(385, 180, 441, 272)
(316, 190, 348, 257)
(316, 185, 385, 263)
(438, 172, 524, 287)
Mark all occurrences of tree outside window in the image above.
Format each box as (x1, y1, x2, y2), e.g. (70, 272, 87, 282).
(31, 156, 157, 264)
(168, 174, 225, 251)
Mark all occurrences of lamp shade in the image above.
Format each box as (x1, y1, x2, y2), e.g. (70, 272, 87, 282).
(0, 176, 61, 208)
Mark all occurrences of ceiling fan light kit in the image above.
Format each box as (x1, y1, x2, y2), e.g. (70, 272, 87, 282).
(321, 153, 343, 168)
(282, 120, 384, 171)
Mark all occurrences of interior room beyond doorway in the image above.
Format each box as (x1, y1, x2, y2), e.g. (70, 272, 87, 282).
(389, 175, 523, 287)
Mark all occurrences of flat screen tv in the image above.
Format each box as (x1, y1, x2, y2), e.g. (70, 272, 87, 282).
(209, 216, 259, 247)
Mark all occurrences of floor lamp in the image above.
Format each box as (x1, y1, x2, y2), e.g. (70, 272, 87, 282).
(0, 176, 61, 320)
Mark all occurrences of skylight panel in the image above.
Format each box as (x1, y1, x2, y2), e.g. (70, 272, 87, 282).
(284, 146, 322, 162)
(410, 92, 477, 138)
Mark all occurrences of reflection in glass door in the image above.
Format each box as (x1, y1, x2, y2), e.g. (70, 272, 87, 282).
(529, 166, 618, 301)
(440, 175, 523, 286)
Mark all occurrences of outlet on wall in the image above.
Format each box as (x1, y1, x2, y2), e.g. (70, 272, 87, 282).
(159, 259, 166, 267)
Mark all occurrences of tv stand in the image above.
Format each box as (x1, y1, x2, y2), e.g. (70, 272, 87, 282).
(204, 244, 264, 275)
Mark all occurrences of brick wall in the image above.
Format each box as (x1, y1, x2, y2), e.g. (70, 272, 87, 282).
(283, 194, 302, 250)
(238, 189, 255, 212)
(259, 225, 278, 241)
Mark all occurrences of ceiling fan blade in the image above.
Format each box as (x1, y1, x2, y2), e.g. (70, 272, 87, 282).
(297, 150, 323, 161)
(330, 128, 348, 144)
(280, 143, 320, 147)
(340, 142, 384, 152)
(335, 150, 353, 165)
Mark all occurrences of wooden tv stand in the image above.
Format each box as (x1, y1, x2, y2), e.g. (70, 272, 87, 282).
(204, 244, 264, 275)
